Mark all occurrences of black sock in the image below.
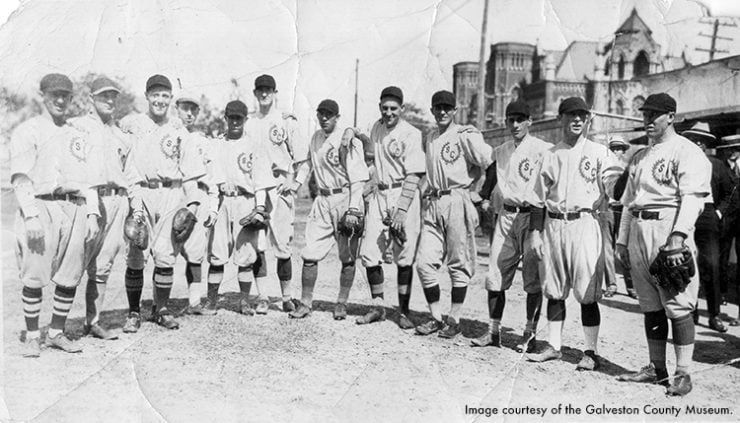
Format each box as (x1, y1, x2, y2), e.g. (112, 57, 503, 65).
(581, 302, 600, 326)
(397, 265, 413, 314)
(153, 267, 174, 313)
(547, 299, 566, 321)
(366, 266, 384, 299)
(488, 290, 506, 319)
(125, 267, 144, 313)
(526, 292, 542, 323)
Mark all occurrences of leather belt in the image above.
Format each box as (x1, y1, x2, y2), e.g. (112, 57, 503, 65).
(377, 182, 403, 191)
(319, 187, 347, 196)
(36, 193, 85, 203)
(609, 204, 623, 211)
(503, 204, 531, 213)
(426, 189, 452, 198)
(220, 186, 252, 197)
(140, 179, 181, 189)
(97, 186, 127, 197)
(631, 209, 660, 220)
(548, 210, 591, 221)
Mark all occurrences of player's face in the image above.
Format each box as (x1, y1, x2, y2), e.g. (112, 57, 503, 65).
(506, 114, 531, 141)
(146, 87, 172, 118)
(560, 111, 590, 138)
(431, 105, 456, 127)
(643, 111, 673, 141)
(610, 148, 627, 161)
(42, 90, 71, 119)
(226, 114, 245, 138)
(379, 98, 402, 128)
(176, 101, 200, 128)
(254, 87, 276, 108)
(92, 91, 118, 119)
(317, 110, 338, 133)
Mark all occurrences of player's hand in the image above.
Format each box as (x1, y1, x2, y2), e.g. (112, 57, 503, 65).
(340, 128, 356, 148)
(663, 235, 686, 267)
(480, 199, 491, 212)
(187, 203, 199, 216)
(344, 211, 359, 228)
(390, 208, 407, 234)
(529, 230, 544, 261)
(25, 216, 45, 253)
(203, 210, 218, 228)
(278, 179, 300, 196)
(615, 243, 630, 270)
(86, 214, 100, 243)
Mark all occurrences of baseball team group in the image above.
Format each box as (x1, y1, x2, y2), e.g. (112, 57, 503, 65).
(9, 70, 740, 398)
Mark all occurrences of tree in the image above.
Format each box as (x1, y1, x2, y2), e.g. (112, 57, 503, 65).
(401, 102, 435, 139)
(67, 72, 137, 122)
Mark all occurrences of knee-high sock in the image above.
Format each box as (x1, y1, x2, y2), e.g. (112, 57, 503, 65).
(125, 267, 144, 313)
(423, 284, 442, 321)
(207, 264, 224, 303)
(22, 286, 42, 337)
(581, 302, 600, 353)
(487, 290, 505, 334)
(366, 265, 384, 301)
(301, 261, 318, 306)
(186, 262, 202, 306)
(525, 292, 542, 333)
(153, 267, 174, 313)
(277, 258, 292, 302)
(644, 310, 669, 371)
(397, 265, 413, 315)
(49, 285, 77, 337)
(238, 266, 254, 299)
(338, 262, 356, 304)
(547, 299, 566, 350)
(253, 252, 268, 300)
(449, 285, 467, 321)
(671, 314, 695, 374)
(85, 279, 107, 326)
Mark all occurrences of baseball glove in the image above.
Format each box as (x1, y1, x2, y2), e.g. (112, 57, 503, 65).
(172, 207, 197, 243)
(649, 245, 695, 292)
(239, 206, 269, 229)
(338, 208, 365, 237)
(124, 214, 149, 250)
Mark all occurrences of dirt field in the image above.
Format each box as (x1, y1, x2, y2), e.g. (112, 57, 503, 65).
(2, 191, 740, 423)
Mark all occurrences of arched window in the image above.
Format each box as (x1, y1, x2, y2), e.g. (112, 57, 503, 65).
(634, 51, 650, 77)
(618, 55, 625, 79)
(615, 99, 624, 115)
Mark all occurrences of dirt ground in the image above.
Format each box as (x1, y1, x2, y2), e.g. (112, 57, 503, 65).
(2, 190, 740, 423)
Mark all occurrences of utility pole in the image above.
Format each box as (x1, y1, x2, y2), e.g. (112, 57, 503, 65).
(476, 0, 490, 130)
(696, 18, 734, 61)
(354, 59, 359, 127)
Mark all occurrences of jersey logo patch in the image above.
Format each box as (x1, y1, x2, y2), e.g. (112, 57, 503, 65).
(651, 158, 677, 186)
(517, 158, 533, 181)
(325, 146, 341, 168)
(386, 138, 406, 158)
(269, 124, 287, 145)
(160, 135, 181, 160)
(578, 156, 597, 183)
(69, 136, 87, 162)
(237, 152, 253, 174)
(440, 141, 462, 164)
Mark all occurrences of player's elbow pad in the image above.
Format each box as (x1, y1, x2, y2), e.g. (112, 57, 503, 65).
(529, 207, 545, 232)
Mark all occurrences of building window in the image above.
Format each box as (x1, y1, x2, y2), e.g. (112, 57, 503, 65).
(605, 58, 610, 76)
(618, 55, 625, 79)
(615, 99, 624, 115)
(634, 51, 650, 77)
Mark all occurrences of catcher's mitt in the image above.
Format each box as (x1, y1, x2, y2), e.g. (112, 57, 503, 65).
(124, 214, 149, 250)
(649, 245, 695, 292)
(172, 207, 197, 243)
(239, 206, 269, 229)
(338, 208, 365, 237)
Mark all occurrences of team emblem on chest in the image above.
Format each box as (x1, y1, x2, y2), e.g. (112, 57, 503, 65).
(160, 134, 181, 160)
(68, 136, 87, 162)
(651, 158, 677, 186)
(440, 141, 462, 164)
(517, 158, 533, 181)
(237, 152, 253, 174)
(269, 124, 287, 145)
(386, 137, 405, 159)
(578, 156, 597, 183)
(325, 146, 341, 167)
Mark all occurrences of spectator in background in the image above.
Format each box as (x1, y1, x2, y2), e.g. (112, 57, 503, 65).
(718, 135, 740, 326)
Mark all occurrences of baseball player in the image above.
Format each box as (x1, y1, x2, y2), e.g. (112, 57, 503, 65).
(69, 76, 135, 340)
(119, 74, 207, 331)
(524, 97, 622, 371)
(471, 100, 550, 352)
(204, 100, 275, 315)
(244, 74, 302, 313)
(174, 92, 220, 316)
(286, 99, 369, 320)
(414, 90, 494, 339)
(11, 73, 101, 356)
(616, 93, 711, 396)
(341, 86, 425, 329)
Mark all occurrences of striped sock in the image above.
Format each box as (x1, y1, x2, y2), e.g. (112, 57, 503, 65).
(50, 285, 77, 332)
(301, 261, 318, 306)
(366, 266, 384, 299)
(277, 258, 292, 302)
(153, 267, 174, 313)
(22, 286, 42, 333)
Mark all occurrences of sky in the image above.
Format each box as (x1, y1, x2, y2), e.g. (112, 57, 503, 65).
(1, 0, 739, 133)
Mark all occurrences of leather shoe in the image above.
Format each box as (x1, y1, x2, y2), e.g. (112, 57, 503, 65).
(525, 344, 562, 362)
(604, 284, 617, 298)
(666, 372, 692, 396)
(84, 323, 119, 340)
(22, 337, 41, 358)
(122, 311, 141, 333)
(289, 302, 312, 319)
(240, 299, 255, 316)
(155, 309, 180, 330)
(255, 299, 269, 315)
(708, 315, 728, 333)
(45, 333, 83, 353)
(397, 313, 415, 330)
(415, 319, 443, 336)
(283, 299, 298, 313)
(333, 303, 347, 320)
(617, 363, 669, 387)
(438, 317, 461, 339)
(470, 332, 500, 347)
(576, 350, 601, 371)
(626, 288, 638, 299)
(356, 307, 386, 325)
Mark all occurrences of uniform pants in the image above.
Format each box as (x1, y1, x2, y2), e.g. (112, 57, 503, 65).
(126, 185, 186, 269)
(86, 193, 129, 283)
(182, 188, 209, 264)
(301, 193, 362, 263)
(484, 209, 539, 293)
(360, 187, 421, 268)
(266, 188, 294, 259)
(208, 195, 263, 267)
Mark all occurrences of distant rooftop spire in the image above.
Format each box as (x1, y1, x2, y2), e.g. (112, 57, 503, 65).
(616, 8, 651, 35)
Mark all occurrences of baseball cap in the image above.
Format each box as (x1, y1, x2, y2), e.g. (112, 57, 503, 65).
(639, 93, 676, 113)
(40, 73, 73, 94)
(316, 99, 339, 116)
(505, 100, 530, 117)
(380, 86, 403, 104)
(176, 91, 201, 108)
(146, 74, 172, 92)
(558, 97, 590, 115)
(608, 135, 629, 151)
(225, 100, 248, 118)
(90, 76, 120, 96)
(431, 90, 456, 108)
(682, 122, 716, 145)
(254, 74, 276, 90)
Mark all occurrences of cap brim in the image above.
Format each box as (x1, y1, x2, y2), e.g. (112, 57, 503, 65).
(92, 86, 120, 96)
(638, 105, 672, 113)
(432, 102, 455, 108)
(683, 130, 716, 141)
(560, 108, 590, 114)
(177, 97, 201, 107)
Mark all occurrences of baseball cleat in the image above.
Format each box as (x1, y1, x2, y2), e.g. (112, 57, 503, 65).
(603, 284, 617, 298)
(525, 344, 562, 362)
(576, 350, 601, 371)
(708, 316, 727, 333)
(356, 307, 386, 325)
(515, 330, 536, 353)
(84, 323, 119, 340)
(289, 303, 312, 319)
(470, 332, 500, 347)
(415, 319, 443, 336)
(182, 304, 206, 316)
(122, 311, 141, 333)
(240, 299, 255, 316)
(438, 317, 461, 339)
(333, 303, 348, 320)
(666, 372, 692, 396)
(397, 313, 415, 330)
(22, 337, 41, 358)
(617, 363, 669, 386)
(282, 299, 298, 313)
(255, 300, 269, 315)
(45, 333, 83, 353)
(155, 309, 180, 330)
